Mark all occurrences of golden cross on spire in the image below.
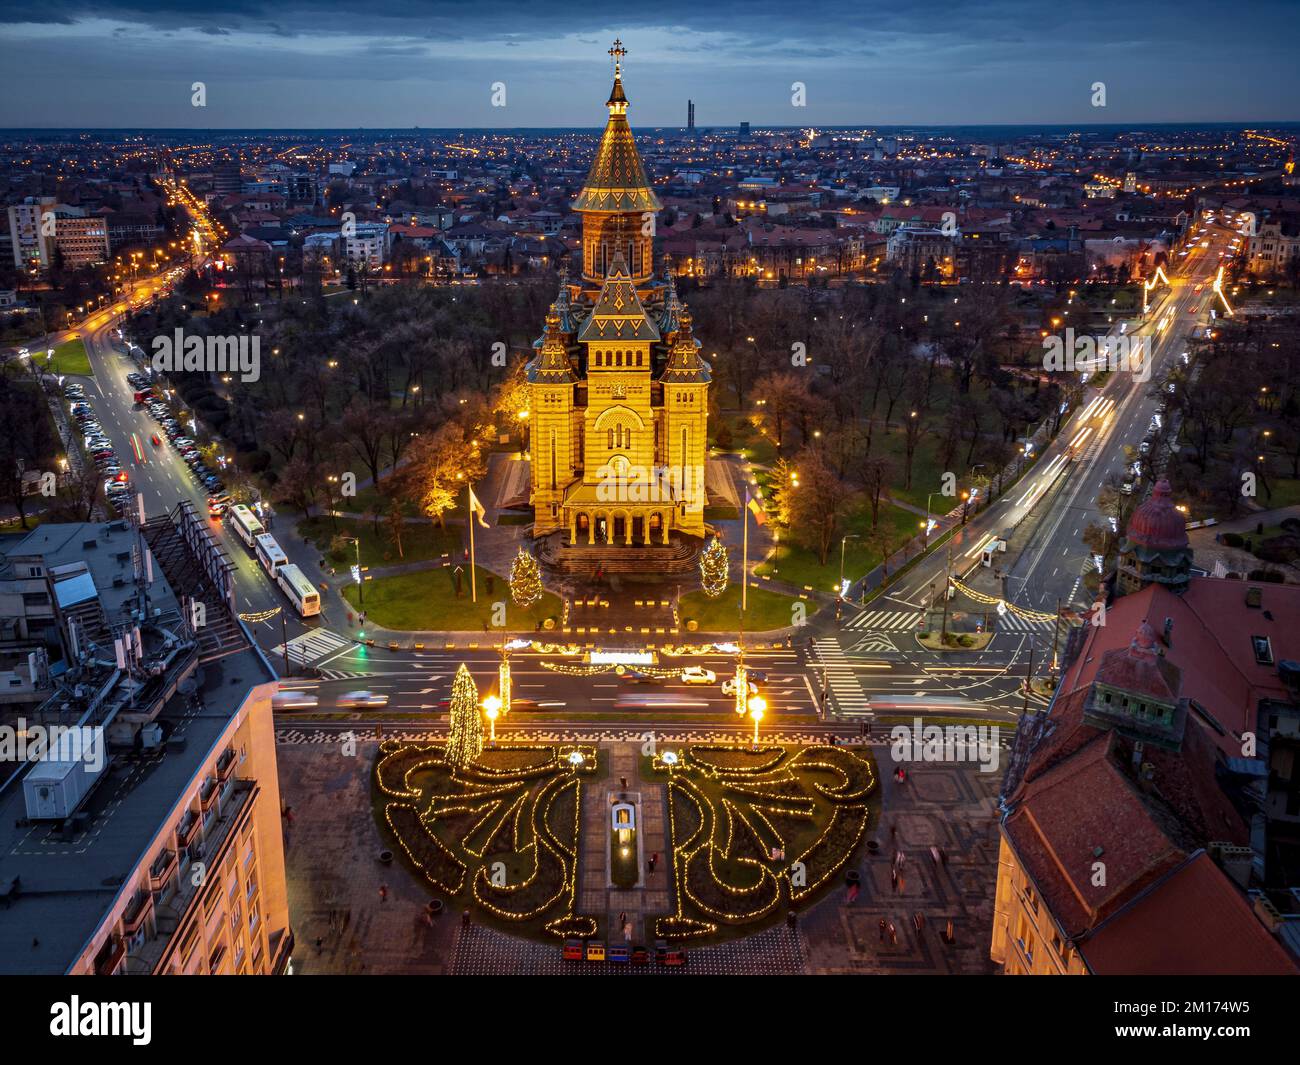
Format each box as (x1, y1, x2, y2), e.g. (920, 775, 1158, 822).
(608, 38, 626, 75)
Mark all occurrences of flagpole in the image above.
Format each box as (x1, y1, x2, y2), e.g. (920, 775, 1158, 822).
(468, 482, 477, 603)
(742, 489, 749, 614)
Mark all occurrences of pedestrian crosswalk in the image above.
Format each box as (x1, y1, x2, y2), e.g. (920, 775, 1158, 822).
(272, 628, 355, 666)
(846, 633, 901, 654)
(843, 609, 923, 631)
(317, 668, 375, 681)
(810, 638, 871, 716)
(992, 613, 1058, 633)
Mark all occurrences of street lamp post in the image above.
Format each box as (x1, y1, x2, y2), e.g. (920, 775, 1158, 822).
(839, 534, 859, 597)
(482, 693, 501, 745)
(747, 695, 766, 749)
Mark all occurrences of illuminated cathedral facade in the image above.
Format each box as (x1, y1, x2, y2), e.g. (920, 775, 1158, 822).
(528, 42, 711, 553)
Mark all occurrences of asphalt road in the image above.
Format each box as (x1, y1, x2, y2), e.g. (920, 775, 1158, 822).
(32, 210, 1242, 733)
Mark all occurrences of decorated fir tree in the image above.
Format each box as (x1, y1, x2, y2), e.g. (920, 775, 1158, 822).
(445, 663, 484, 768)
(699, 536, 729, 599)
(509, 547, 544, 609)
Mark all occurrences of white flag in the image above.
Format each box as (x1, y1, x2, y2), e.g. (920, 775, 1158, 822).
(468, 486, 489, 528)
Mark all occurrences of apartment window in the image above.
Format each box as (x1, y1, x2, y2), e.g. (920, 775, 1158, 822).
(1252, 636, 1274, 665)
(178, 925, 199, 969)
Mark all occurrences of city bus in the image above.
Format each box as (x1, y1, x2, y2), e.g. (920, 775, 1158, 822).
(276, 562, 321, 617)
(228, 504, 264, 548)
(254, 533, 288, 578)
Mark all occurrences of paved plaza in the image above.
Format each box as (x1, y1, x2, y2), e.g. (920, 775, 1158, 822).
(278, 737, 1000, 975)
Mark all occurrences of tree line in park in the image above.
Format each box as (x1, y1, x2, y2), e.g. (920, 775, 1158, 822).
(1083, 310, 1300, 581)
(126, 269, 1167, 566)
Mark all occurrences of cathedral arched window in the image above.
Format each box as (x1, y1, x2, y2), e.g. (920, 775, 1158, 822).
(607, 428, 615, 449)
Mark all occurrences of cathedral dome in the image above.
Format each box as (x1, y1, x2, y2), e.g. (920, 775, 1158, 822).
(1124, 480, 1188, 552)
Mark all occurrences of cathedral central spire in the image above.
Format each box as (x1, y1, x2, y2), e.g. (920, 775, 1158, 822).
(575, 40, 660, 284)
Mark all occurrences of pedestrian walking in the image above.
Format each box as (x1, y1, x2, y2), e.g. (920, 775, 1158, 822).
(378, 883, 389, 903)
(944, 918, 955, 944)
(891, 868, 898, 892)
(618, 910, 627, 928)
(847, 883, 860, 904)
(887, 921, 898, 945)
(913, 912, 925, 935)
(649, 852, 658, 873)
(878, 917, 887, 942)
(623, 921, 633, 941)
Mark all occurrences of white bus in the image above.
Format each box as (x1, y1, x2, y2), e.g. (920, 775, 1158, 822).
(228, 504, 264, 548)
(254, 533, 288, 578)
(277, 563, 321, 617)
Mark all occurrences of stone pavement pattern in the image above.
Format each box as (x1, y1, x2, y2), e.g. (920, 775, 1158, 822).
(277, 739, 1000, 974)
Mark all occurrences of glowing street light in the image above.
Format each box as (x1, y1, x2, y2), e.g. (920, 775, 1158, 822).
(482, 693, 502, 744)
(747, 696, 766, 748)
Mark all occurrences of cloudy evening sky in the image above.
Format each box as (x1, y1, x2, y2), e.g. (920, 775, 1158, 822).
(0, 0, 1297, 128)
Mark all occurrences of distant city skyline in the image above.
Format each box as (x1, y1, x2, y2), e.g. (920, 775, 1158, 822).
(1, 0, 1298, 129)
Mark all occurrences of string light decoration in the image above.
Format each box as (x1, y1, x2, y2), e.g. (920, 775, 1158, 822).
(698, 536, 730, 599)
(238, 607, 282, 623)
(445, 663, 484, 769)
(651, 743, 877, 938)
(374, 739, 599, 937)
(948, 577, 1060, 624)
(509, 547, 544, 609)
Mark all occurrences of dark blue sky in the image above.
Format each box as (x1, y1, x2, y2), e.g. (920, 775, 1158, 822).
(2, 0, 1297, 128)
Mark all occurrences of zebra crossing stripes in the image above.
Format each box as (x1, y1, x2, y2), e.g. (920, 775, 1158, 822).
(843, 609, 923, 631)
(317, 668, 375, 681)
(993, 613, 1058, 633)
(810, 638, 871, 716)
(272, 628, 355, 665)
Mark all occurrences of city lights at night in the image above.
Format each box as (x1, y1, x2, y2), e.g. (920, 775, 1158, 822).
(0, 0, 1297, 1044)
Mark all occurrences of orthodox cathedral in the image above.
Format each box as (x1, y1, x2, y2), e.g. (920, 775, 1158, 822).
(527, 42, 712, 563)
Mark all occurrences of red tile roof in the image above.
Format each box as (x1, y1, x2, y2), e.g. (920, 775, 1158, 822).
(1080, 853, 1298, 975)
(1060, 578, 1300, 752)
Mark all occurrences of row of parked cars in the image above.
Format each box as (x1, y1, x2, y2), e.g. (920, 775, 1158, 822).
(133, 373, 227, 498)
(68, 390, 134, 514)
(562, 939, 686, 966)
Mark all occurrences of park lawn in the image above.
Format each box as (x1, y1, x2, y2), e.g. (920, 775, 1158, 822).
(678, 583, 814, 633)
(336, 482, 477, 524)
(718, 412, 778, 467)
(1260, 478, 1300, 510)
(297, 514, 461, 568)
(756, 500, 919, 592)
(46, 338, 93, 377)
(342, 565, 561, 631)
(335, 483, 419, 517)
(876, 428, 956, 512)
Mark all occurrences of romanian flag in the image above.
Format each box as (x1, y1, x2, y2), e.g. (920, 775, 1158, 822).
(468, 486, 490, 528)
(746, 491, 767, 526)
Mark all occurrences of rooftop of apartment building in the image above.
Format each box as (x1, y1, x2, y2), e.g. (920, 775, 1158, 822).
(0, 516, 276, 974)
(1000, 578, 1300, 974)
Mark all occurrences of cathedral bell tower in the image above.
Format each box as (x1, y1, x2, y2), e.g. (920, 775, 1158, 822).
(572, 39, 661, 288)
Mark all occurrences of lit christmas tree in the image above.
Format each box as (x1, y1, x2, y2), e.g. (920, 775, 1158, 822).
(445, 663, 484, 769)
(699, 537, 729, 598)
(509, 547, 543, 609)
